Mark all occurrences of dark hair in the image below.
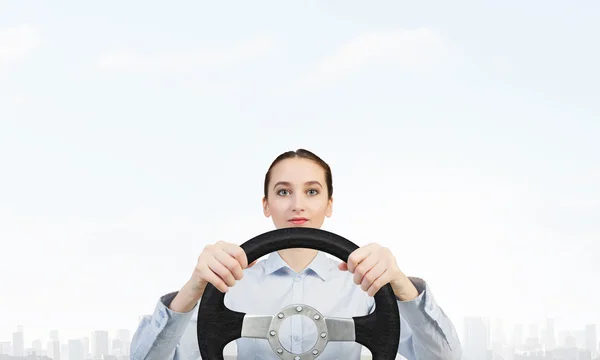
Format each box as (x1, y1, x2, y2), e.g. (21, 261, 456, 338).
(263, 149, 333, 199)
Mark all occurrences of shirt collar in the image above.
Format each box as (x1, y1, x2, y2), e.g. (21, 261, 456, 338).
(263, 251, 333, 281)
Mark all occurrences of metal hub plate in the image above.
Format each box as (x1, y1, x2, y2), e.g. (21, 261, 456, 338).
(266, 304, 329, 359)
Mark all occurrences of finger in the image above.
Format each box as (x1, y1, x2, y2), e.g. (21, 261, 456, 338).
(346, 247, 373, 274)
(353, 254, 379, 286)
(360, 261, 387, 293)
(207, 257, 237, 287)
(247, 259, 258, 268)
(200, 266, 229, 293)
(338, 262, 348, 271)
(214, 250, 244, 281)
(366, 269, 390, 297)
(221, 243, 249, 269)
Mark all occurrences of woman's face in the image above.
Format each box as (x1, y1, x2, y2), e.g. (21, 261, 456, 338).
(262, 157, 333, 229)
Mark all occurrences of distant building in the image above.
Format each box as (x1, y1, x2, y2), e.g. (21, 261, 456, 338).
(0, 342, 11, 355)
(47, 339, 60, 360)
(12, 328, 24, 356)
(68, 339, 85, 360)
(585, 324, 597, 355)
(91, 330, 110, 358)
(464, 316, 490, 360)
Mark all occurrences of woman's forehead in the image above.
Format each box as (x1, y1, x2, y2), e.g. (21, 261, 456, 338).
(270, 158, 326, 181)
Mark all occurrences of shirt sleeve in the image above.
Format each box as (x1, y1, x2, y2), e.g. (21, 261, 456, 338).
(396, 277, 463, 360)
(130, 291, 199, 360)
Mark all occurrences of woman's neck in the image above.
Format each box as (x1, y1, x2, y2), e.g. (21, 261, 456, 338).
(277, 248, 319, 273)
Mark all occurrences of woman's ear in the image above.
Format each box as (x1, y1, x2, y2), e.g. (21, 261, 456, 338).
(326, 196, 333, 217)
(262, 196, 271, 217)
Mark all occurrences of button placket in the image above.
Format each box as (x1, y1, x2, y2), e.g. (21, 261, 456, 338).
(291, 273, 304, 353)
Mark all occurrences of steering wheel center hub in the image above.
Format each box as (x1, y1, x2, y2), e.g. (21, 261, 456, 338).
(267, 304, 328, 359)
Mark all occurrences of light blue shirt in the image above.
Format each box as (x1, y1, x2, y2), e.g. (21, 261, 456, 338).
(130, 251, 462, 360)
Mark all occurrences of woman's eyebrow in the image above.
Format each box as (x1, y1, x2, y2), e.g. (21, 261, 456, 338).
(272, 180, 323, 189)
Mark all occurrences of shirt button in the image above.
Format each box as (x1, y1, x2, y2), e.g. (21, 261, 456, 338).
(293, 335, 300, 341)
(294, 276, 301, 282)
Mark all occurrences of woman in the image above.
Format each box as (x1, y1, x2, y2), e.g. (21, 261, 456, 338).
(130, 149, 462, 360)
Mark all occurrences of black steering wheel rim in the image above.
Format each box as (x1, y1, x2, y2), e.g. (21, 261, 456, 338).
(197, 227, 401, 359)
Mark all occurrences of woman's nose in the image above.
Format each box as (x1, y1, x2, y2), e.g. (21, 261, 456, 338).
(291, 195, 305, 212)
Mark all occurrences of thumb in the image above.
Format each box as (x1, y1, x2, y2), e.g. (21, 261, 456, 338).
(338, 262, 348, 271)
(247, 259, 258, 268)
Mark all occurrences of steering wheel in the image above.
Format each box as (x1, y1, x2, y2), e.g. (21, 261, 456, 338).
(197, 227, 401, 359)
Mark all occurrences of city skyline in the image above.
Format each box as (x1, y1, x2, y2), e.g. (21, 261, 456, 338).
(1, 315, 599, 348)
(0, 327, 130, 359)
(1, 316, 598, 359)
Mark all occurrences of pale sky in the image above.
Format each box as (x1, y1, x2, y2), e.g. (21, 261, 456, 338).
(1, 0, 599, 348)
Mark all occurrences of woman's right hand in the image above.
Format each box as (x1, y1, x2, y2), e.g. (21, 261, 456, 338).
(190, 240, 257, 295)
(170, 241, 257, 312)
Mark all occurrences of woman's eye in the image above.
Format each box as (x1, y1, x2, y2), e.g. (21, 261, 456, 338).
(277, 189, 290, 196)
(307, 189, 318, 195)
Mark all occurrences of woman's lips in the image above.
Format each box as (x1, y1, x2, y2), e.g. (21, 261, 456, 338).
(289, 218, 308, 225)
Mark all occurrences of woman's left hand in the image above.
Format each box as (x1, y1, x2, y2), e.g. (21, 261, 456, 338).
(338, 243, 420, 300)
